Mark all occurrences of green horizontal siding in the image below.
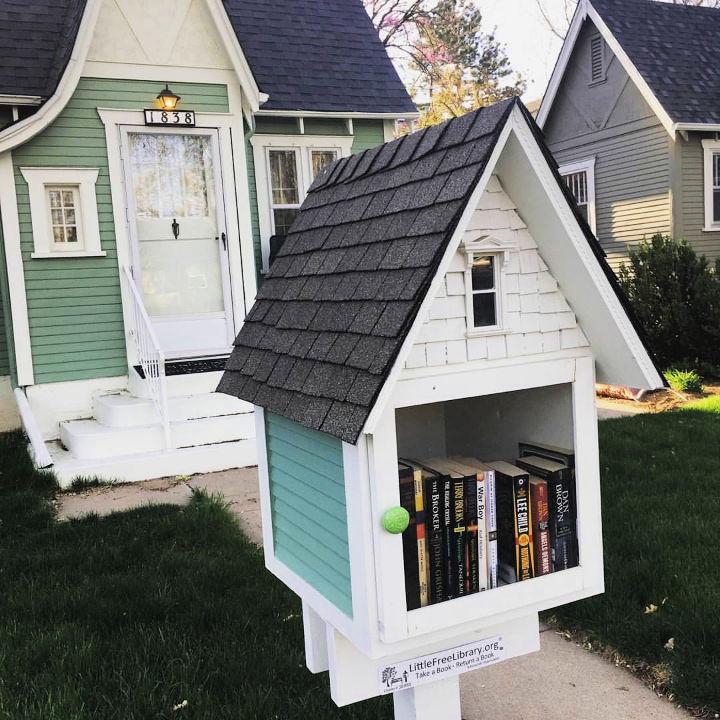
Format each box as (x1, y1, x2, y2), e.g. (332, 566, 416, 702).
(0, 218, 12, 377)
(12, 77, 229, 384)
(352, 120, 385, 153)
(266, 412, 352, 617)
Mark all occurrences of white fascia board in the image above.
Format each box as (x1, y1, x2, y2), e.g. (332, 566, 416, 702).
(0, 0, 103, 154)
(537, 0, 676, 139)
(361, 115, 515, 436)
(204, 0, 266, 119)
(0, 95, 43, 106)
(537, 0, 588, 129)
(505, 106, 663, 389)
(255, 109, 421, 120)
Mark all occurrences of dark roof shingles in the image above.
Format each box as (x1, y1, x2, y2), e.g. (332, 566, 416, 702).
(219, 98, 517, 443)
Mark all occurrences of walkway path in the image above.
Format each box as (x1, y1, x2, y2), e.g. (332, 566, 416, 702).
(58, 468, 688, 720)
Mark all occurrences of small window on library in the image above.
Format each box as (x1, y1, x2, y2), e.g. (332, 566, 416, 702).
(268, 148, 301, 236)
(310, 149, 338, 180)
(470, 254, 498, 328)
(563, 170, 589, 225)
(47, 187, 82, 249)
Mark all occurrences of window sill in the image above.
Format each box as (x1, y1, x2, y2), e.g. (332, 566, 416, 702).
(31, 250, 107, 259)
(465, 327, 512, 339)
(702, 226, 720, 233)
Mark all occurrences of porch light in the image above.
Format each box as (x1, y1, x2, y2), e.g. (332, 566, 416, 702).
(157, 84, 180, 111)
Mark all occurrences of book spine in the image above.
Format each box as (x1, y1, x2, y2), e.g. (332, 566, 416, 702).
(414, 471, 429, 607)
(531, 480, 552, 576)
(486, 470, 498, 589)
(476, 473, 488, 592)
(424, 476, 444, 604)
(453, 478, 466, 597)
(464, 477, 479, 594)
(399, 473, 420, 610)
(442, 476, 454, 600)
(548, 468, 579, 571)
(513, 474, 535, 582)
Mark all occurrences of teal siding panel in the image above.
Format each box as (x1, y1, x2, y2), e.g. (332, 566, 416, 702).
(266, 412, 352, 617)
(12, 77, 229, 384)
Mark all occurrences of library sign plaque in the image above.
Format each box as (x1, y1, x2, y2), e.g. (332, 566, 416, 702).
(378, 636, 504, 695)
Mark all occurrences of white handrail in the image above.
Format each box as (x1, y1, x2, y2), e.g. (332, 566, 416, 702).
(121, 266, 172, 449)
(14, 387, 53, 468)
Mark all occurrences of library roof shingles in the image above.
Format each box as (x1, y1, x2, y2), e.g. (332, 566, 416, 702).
(218, 98, 518, 443)
(591, 0, 720, 125)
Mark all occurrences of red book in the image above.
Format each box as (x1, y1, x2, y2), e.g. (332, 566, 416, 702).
(530, 477, 552, 576)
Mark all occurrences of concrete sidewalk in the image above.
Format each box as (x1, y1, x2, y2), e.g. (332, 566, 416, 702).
(58, 469, 688, 720)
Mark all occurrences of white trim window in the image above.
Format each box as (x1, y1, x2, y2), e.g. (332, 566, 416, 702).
(251, 134, 354, 271)
(702, 139, 720, 231)
(20, 167, 104, 258)
(559, 158, 597, 234)
(462, 234, 516, 337)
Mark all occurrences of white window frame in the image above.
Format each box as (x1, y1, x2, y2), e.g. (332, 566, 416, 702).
(251, 134, 354, 272)
(558, 157, 597, 235)
(702, 139, 720, 231)
(20, 167, 104, 259)
(462, 234, 516, 338)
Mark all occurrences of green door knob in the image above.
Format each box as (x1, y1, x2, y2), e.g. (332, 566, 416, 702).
(382, 506, 410, 534)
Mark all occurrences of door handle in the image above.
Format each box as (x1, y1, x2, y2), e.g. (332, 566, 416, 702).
(221, 232, 227, 250)
(171, 218, 180, 239)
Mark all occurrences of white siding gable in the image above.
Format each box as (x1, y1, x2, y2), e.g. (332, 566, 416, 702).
(403, 176, 589, 372)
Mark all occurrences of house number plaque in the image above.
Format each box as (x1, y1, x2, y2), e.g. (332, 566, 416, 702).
(144, 109, 196, 127)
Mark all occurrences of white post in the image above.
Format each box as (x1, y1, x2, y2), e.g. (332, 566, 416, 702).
(393, 676, 462, 720)
(302, 601, 329, 674)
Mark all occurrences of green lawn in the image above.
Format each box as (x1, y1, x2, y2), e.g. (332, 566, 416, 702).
(3, 399, 719, 719)
(548, 399, 720, 716)
(0, 431, 391, 720)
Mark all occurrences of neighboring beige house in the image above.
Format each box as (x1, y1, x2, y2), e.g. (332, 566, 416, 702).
(538, 0, 720, 270)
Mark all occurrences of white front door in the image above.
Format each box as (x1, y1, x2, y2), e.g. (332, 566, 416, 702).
(122, 127, 234, 358)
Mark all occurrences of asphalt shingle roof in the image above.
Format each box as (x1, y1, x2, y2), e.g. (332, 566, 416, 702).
(0, 0, 86, 99)
(218, 99, 518, 444)
(0, 0, 414, 116)
(591, 0, 720, 125)
(223, 0, 416, 114)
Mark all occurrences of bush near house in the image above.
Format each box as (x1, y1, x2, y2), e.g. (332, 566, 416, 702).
(618, 234, 720, 369)
(664, 368, 704, 394)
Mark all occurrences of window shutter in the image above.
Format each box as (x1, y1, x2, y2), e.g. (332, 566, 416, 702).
(590, 35, 604, 83)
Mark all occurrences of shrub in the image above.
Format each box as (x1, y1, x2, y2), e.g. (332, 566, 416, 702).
(664, 368, 704, 394)
(618, 234, 720, 367)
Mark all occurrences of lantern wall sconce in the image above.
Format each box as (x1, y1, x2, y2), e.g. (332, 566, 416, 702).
(157, 84, 181, 111)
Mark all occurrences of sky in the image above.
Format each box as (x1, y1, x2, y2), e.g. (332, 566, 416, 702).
(474, 0, 571, 102)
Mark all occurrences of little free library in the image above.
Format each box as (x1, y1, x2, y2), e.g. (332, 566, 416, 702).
(218, 98, 664, 718)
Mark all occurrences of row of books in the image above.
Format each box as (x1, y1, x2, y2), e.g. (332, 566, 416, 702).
(398, 441, 578, 610)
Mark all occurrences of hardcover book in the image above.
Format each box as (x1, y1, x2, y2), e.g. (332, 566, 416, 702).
(518, 441, 575, 469)
(423, 472, 445, 604)
(516, 455, 578, 572)
(529, 476, 552, 576)
(398, 462, 421, 610)
(487, 461, 535, 582)
(444, 457, 489, 593)
(420, 458, 467, 599)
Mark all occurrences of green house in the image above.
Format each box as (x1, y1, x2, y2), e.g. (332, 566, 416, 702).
(0, 0, 417, 484)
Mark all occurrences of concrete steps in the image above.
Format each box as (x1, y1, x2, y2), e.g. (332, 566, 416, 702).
(52, 386, 256, 488)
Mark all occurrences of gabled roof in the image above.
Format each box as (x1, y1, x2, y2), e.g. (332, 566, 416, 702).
(218, 98, 664, 444)
(0, 0, 415, 117)
(539, 0, 720, 133)
(224, 0, 416, 114)
(0, 0, 86, 100)
(218, 99, 517, 443)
